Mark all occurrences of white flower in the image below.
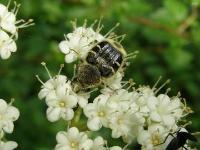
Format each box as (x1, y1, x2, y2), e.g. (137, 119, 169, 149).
(0, 99, 19, 134)
(0, 4, 16, 34)
(106, 89, 133, 110)
(91, 136, 106, 150)
(109, 110, 144, 142)
(0, 30, 17, 59)
(134, 86, 157, 115)
(148, 94, 183, 128)
(55, 127, 93, 150)
(137, 125, 168, 150)
(0, 3, 33, 36)
(46, 85, 78, 122)
(37, 63, 90, 107)
(38, 74, 69, 100)
(83, 95, 114, 131)
(59, 22, 104, 63)
(0, 140, 18, 150)
(103, 72, 123, 90)
(74, 92, 90, 108)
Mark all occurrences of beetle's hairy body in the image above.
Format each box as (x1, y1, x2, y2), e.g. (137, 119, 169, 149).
(72, 40, 126, 91)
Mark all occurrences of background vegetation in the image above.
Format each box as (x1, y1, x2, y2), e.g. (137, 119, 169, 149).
(0, 0, 200, 149)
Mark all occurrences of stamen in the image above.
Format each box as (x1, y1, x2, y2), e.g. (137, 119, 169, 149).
(11, 1, 18, 14)
(96, 17, 103, 33)
(152, 76, 162, 90)
(17, 19, 34, 28)
(181, 121, 192, 128)
(35, 75, 45, 85)
(41, 62, 52, 79)
(14, 4, 21, 15)
(9, 98, 15, 105)
(15, 19, 25, 24)
(104, 22, 120, 38)
(70, 18, 77, 30)
(119, 34, 126, 43)
(58, 64, 64, 75)
(155, 79, 170, 94)
(165, 88, 171, 95)
(90, 19, 98, 28)
(124, 51, 139, 60)
(182, 98, 193, 115)
(7, 0, 12, 9)
(127, 79, 134, 90)
(111, 34, 126, 43)
(83, 19, 87, 28)
(64, 34, 68, 40)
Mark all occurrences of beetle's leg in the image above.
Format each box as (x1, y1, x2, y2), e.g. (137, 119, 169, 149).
(183, 146, 189, 150)
(155, 133, 175, 146)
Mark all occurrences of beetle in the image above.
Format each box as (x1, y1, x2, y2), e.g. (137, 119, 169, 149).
(157, 128, 197, 150)
(72, 39, 127, 92)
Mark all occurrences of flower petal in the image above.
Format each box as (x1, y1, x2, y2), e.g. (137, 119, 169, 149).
(46, 107, 61, 122)
(87, 117, 102, 131)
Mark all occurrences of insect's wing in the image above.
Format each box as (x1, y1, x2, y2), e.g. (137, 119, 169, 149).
(166, 138, 179, 150)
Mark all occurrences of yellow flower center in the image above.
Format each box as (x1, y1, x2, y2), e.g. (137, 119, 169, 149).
(117, 118, 123, 124)
(70, 141, 77, 148)
(59, 101, 66, 107)
(98, 111, 105, 117)
(151, 134, 161, 145)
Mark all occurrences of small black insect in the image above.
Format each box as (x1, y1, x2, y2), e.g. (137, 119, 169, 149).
(72, 39, 127, 91)
(159, 128, 197, 150)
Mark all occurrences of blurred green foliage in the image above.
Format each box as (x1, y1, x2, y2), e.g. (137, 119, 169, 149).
(0, 0, 200, 149)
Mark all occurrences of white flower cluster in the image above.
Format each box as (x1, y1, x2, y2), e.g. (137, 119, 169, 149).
(59, 20, 105, 63)
(37, 63, 90, 122)
(0, 1, 33, 59)
(55, 127, 123, 150)
(134, 85, 190, 149)
(0, 99, 19, 150)
(37, 20, 195, 150)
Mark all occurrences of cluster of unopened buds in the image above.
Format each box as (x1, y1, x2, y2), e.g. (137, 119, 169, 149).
(0, 99, 19, 150)
(37, 19, 198, 150)
(0, 0, 34, 59)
